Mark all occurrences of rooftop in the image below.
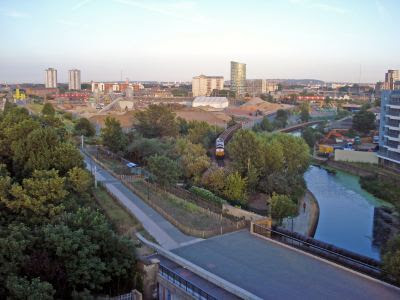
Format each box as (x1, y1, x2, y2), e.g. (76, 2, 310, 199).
(172, 230, 400, 300)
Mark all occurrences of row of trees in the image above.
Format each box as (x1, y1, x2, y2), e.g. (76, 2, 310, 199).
(0, 105, 138, 298)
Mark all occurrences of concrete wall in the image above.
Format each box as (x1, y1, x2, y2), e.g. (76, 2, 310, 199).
(334, 150, 378, 164)
(222, 203, 264, 221)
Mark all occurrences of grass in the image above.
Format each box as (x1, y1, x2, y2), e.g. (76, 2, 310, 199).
(92, 186, 157, 255)
(26, 103, 44, 114)
(130, 179, 232, 231)
(93, 186, 140, 235)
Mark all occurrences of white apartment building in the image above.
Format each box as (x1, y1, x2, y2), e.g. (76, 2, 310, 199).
(45, 68, 57, 88)
(68, 69, 81, 90)
(192, 75, 224, 97)
(246, 79, 278, 96)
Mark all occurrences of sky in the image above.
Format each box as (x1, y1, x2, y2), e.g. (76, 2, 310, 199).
(0, 0, 399, 83)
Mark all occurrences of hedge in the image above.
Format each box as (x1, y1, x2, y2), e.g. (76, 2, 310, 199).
(189, 186, 226, 205)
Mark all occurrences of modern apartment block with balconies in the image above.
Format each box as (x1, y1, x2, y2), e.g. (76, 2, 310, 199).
(378, 90, 400, 171)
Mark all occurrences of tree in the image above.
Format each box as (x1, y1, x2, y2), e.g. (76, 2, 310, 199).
(352, 109, 376, 134)
(101, 117, 127, 153)
(302, 127, 317, 151)
(41, 103, 55, 117)
(223, 172, 247, 205)
(74, 118, 95, 137)
(274, 109, 288, 128)
(175, 139, 210, 183)
(324, 97, 332, 107)
(382, 235, 400, 284)
(6, 276, 55, 300)
(147, 155, 181, 186)
(187, 121, 220, 148)
(134, 104, 178, 138)
(126, 136, 174, 164)
(300, 103, 310, 122)
(227, 129, 263, 176)
(3, 170, 68, 224)
(201, 167, 226, 196)
(270, 193, 297, 225)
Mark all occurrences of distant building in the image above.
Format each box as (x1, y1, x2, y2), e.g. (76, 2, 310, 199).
(384, 70, 400, 90)
(45, 68, 57, 88)
(297, 95, 325, 102)
(246, 79, 266, 96)
(230, 61, 246, 96)
(26, 87, 58, 98)
(91, 82, 144, 94)
(68, 69, 81, 90)
(192, 96, 229, 109)
(192, 75, 224, 97)
(378, 90, 400, 171)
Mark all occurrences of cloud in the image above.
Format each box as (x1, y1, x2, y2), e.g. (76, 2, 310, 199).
(72, 0, 93, 11)
(113, 0, 209, 24)
(57, 19, 81, 27)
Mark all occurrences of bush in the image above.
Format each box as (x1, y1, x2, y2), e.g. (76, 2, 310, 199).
(189, 186, 226, 205)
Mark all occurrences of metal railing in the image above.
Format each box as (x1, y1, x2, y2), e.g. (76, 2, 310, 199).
(159, 265, 217, 300)
(252, 224, 382, 277)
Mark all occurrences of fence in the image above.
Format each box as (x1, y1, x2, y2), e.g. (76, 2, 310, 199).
(252, 223, 383, 278)
(97, 290, 142, 300)
(122, 178, 247, 238)
(159, 264, 217, 300)
(85, 148, 248, 238)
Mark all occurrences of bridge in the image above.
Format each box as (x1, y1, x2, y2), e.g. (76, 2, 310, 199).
(277, 120, 324, 133)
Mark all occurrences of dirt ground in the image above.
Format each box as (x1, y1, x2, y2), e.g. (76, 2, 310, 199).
(175, 107, 231, 127)
(88, 111, 135, 128)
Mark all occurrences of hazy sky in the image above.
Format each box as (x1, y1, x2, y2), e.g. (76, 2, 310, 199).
(1, 0, 399, 83)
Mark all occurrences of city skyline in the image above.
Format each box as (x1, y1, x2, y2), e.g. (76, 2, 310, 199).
(1, 0, 400, 83)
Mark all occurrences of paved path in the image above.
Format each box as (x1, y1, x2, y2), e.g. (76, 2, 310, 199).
(82, 152, 199, 249)
(173, 230, 400, 300)
(282, 190, 318, 236)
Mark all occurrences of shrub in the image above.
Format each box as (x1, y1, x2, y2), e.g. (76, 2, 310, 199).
(189, 186, 226, 205)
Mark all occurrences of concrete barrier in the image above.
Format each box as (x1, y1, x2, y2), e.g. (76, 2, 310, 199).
(222, 203, 264, 221)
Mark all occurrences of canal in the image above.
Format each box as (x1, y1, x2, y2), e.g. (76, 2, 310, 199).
(304, 166, 389, 260)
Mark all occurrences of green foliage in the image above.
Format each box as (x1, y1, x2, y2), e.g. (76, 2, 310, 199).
(300, 102, 310, 122)
(253, 116, 274, 132)
(187, 120, 221, 148)
(189, 186, 226, 205)
(175, 138, 210, 183)
(126, 135, 174, 164)
(134, 104, 178, 138)
(0, 108, 139, 298)
(6, 276, 55, 300)
(302, 127, 317, 150)
(335, 109, 351, 120)
(228, 130, 310, 201)
(223, 172, 247, 205)
(227, 129, 263, 175)
(148, 154, 181, 186)
(74, 117, 95, 137)
(41, 103, 55, 116)
(270, 193, 297, 224)
(3, 170, 68, 224)
(101, 117, 127, 153)
(352, 109, 376, 134)
(359, 176, 400, 210)
(274, 109, 289, 128)
(382, 235, 400, 284)
(201, 167, 226, 196)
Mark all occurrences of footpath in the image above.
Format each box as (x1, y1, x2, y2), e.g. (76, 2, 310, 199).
(282, 189, 319, 237)
(82, 152, 200, 249)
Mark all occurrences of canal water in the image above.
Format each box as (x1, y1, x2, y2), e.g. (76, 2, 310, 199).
(304, 166, 389, 260)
